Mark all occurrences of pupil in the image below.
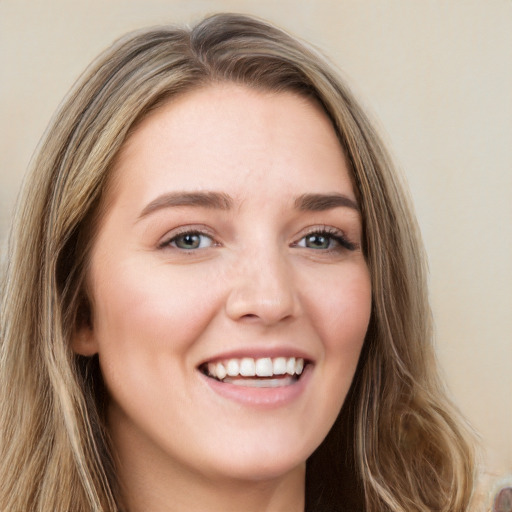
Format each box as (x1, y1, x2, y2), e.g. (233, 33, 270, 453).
(180, 234, 199, 249)
(307, 234, 329, 249)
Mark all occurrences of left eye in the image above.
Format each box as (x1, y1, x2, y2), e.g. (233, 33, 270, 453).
(297, 233, 336, 250)
(295, 230, 354, 251)
(168, 232, 214, 250)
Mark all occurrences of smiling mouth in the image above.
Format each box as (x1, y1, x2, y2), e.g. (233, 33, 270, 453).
(199, 357, 308, 388)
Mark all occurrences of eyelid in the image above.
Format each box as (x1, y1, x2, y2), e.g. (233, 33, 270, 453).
(293, 225, 358, 251)
(157, 225, 218, 249)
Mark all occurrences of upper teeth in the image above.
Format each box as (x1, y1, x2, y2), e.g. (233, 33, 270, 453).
(206, 357, 305, 380)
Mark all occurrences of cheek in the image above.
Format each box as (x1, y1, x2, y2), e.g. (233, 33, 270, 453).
(290, 262, 371, 448)
(89, 257, 223, 364)
(88, 257, 228, 427)
(305, 262, 372, 353)
(301, 261, 371, 412)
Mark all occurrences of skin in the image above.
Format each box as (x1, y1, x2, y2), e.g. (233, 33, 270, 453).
(73, 84, 372, 512)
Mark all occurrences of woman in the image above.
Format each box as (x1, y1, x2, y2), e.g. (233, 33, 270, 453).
(0, 13, 476, 512)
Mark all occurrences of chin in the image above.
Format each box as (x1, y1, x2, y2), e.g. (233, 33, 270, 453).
(209, 454, 307, 483)
(194, 428, 317, 483)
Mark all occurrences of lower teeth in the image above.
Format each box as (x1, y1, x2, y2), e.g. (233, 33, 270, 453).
(221, 375, 297, 388)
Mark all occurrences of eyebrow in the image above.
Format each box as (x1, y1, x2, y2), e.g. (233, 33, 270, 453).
(138, 191, 233, 219)
(294, 193, 359, 212)
(137, 190, 359, 220)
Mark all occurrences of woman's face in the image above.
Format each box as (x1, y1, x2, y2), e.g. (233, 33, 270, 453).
(74, 84, 371, 483)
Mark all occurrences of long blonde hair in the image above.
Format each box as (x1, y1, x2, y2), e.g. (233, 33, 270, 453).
(0, 13, 475, 512)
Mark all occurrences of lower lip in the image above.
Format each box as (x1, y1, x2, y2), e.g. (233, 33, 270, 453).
(200, 364, 313, 408)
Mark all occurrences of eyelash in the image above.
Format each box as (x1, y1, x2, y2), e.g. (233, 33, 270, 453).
(158, 226, 357, 253)
(293, 226, 357, 253)
(158, 226, 216, 251)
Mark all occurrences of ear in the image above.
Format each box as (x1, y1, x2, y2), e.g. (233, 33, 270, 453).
(71, 323, 99, 356)
(71, 298, 99, 356)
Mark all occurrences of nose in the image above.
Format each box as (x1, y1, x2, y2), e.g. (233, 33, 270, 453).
(225, 247, 300, 326)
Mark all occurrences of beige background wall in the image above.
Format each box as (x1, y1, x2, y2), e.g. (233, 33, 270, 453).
(1, 0, 510, 483)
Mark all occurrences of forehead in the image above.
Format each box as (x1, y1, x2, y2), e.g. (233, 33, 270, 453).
(108, 83, 355, 210)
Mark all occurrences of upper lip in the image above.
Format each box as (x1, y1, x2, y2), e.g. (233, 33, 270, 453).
(197, 347, 315, 367)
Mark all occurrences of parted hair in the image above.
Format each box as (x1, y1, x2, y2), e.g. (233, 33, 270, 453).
(0, 13, 475, 512)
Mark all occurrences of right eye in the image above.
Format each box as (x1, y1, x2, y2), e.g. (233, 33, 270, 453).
(163, 231, 214, 250)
